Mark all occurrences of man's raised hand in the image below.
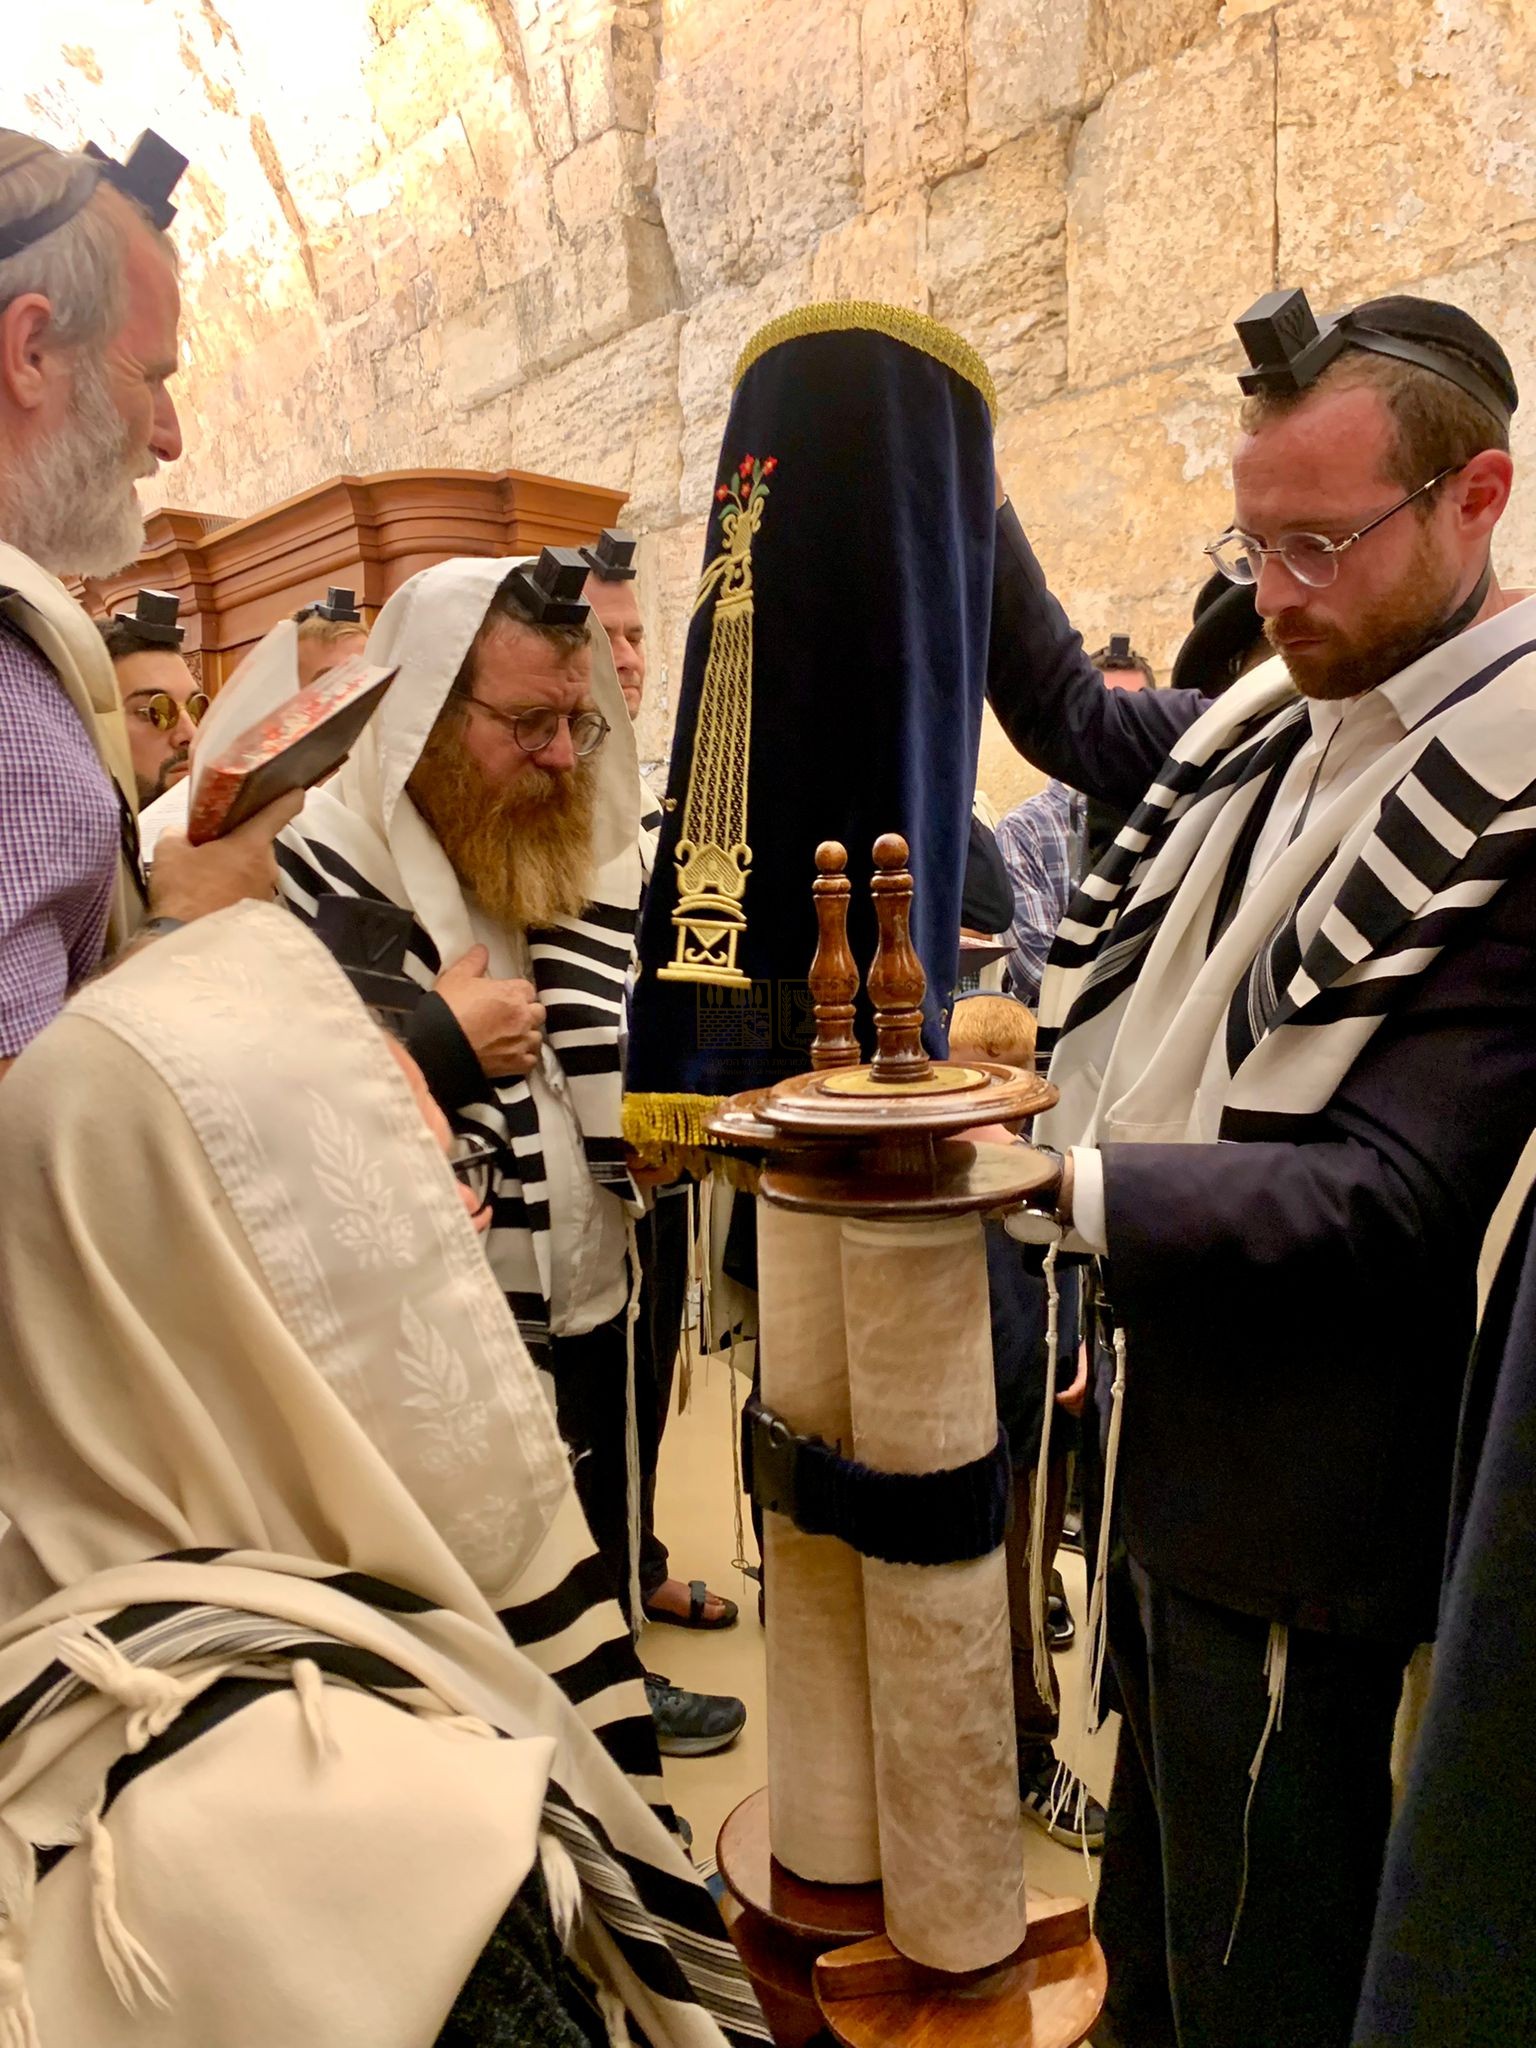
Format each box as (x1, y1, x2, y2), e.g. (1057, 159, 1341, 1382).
(434, 944, 546, 1078)
(147, 791, 305, 925)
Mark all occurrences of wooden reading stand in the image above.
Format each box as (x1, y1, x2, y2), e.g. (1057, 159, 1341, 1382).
(709, 836, 1106, 2048)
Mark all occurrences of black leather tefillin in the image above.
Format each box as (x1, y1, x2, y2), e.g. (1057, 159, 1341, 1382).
(502, 549, 592, 627)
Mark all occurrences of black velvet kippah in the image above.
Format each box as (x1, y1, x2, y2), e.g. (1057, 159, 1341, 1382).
(1343, 295, 1518, 424)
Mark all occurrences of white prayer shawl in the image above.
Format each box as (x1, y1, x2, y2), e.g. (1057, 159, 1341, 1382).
(276, 557, 644, 1358)
(1036, 599, 1536, 1156)
(0, 906, 763, 2048)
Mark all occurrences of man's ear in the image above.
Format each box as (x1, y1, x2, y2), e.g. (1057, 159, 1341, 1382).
(0, 293, 64, 414)
(1455, 448, 1514, 542)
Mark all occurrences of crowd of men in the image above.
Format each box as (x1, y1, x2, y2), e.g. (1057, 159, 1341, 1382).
(2, 115, 1534, 2048)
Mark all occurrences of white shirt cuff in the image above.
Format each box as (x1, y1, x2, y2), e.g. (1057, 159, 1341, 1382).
(1069, 1145, 1108, 1254)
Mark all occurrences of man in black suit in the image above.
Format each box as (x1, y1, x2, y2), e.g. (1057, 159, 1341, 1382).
(990, 290, 1536, 2047)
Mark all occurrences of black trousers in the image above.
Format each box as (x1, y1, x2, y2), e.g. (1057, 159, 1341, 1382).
(1095, 1560, 1413, 2048)
(549, 1315, 635, 1622)
(634, 1187, 692, 1601)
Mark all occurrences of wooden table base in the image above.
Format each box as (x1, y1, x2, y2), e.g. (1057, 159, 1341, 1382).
(718, 1788, 1105, 2048)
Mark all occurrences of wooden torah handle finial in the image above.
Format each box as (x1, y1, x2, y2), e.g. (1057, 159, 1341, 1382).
(867, 833, 932, 1086)
(809, 841, 861, 1070)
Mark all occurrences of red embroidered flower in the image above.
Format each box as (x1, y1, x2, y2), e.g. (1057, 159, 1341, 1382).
(763, 457, 778, 475)
(739, 456, 754, 479)
(715, 485, 730, 502)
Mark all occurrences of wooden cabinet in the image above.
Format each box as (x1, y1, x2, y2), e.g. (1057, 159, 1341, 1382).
(73, 466, 626, 689)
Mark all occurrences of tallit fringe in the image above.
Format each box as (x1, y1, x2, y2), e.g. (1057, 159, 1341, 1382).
(290, 1659, 338, 1762)
(538, 1830, 583, 1948)
(55, 1627, 200, 1753)
(622, 1093, 723, 1163)
(84, 1807, 170, 2014)
(598, 1984, 632, 2047)
(1224, 1622, 1289, 1965)
(623, 1216, 645, 1639)
(1084, 1328, 1128, 1738)
(1026, 1242, 1062, 1707)
(0, 1820, 41, 2048)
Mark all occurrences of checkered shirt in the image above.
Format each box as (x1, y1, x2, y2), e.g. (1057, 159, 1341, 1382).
(996, 778, 1083, 1009)
(0, 617, 118, 1056)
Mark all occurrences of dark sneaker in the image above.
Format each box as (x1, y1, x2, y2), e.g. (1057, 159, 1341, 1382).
(1047, 1568, 1075, 1651)
(1060, 1507, 1085, 1555)
(1019, 1747, 1106, 1852)
(645, 1672, 747, 1757)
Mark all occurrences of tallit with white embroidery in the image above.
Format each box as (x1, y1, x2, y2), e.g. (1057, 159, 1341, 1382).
(0, 904, 764, 2048)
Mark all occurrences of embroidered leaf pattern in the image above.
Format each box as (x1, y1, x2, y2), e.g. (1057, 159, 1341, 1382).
(397, 1300, 490, 1477)
(308, 1093, 415, 1269)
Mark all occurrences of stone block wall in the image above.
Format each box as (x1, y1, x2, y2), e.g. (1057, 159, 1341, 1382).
(8, 0, 1536, 805)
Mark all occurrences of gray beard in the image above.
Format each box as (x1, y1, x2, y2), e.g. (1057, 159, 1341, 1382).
(0, 354, 147, 579)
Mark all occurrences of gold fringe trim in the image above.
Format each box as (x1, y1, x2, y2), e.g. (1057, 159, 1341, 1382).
(624, 1092, 727, 1157)
(732, 300, 997, 420)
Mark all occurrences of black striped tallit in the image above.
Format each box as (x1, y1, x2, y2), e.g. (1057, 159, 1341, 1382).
(0, 1562, 767, 2046)
(276, 830, 637, 1365)
(1037, 629, 1536, 1149)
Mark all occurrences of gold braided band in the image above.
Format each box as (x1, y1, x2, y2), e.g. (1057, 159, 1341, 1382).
(732, 300, 997, 420)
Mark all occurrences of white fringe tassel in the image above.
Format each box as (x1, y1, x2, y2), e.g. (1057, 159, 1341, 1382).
(598, 1984, 632, 2047)
(0, 1820, 41, 2048)
(54, 1628, 199, 1755)
(84, 1807, 169, 2014)
(538, 1830, 584, 1949)
(1223, 1621, 1289, 1966)
(1083, 1326, 1128, 1740)
(623, 1213, 646, 1640)
(290, 1659, 338, 1763)
(1025, 1241, 1062, 1707)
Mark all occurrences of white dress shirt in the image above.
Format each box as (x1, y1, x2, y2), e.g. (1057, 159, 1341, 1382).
(1068, 610, 1535, 1253)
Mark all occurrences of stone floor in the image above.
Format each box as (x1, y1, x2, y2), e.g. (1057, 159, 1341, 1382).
(644, 1349, 1120, 1901)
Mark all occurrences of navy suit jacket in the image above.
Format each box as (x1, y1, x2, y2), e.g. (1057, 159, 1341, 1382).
(988, 503, 1536, 1638)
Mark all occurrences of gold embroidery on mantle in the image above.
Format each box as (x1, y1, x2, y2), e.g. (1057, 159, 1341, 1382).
(660, 452, 775, 987)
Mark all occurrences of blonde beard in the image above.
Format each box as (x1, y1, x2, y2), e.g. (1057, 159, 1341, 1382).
(408, 718, 598, 931)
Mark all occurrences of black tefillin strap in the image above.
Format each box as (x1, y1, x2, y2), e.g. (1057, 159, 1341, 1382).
(744, 1395, 1011, 1567)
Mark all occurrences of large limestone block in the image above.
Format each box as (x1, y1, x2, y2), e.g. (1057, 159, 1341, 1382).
(654, 0, 864, 299)
(995, 348, 1242, 686)
(1399, 240, 1536, 591)
(676, 195, 929, 515)
(551, 129, 659, 234)
(569, 9, 660, 140)
(1068, 17, 1274, 388)
(1104, 0, 1223, 81)
(365, 0, 509, 149)
(966, 0, 1108, 155)
(1278, 0, 1536, 303)
(861, 0, 971, 209)
(510, 315, 685, 529)
(511, 215, 679, 381)
(927, 124, 1070, 415)
(635, 519, 710, 779)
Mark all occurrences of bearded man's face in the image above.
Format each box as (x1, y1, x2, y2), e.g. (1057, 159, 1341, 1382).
(406, 620, 600, 931)
(0, 193, 183, 579)
(1232, 383, 1470, 701)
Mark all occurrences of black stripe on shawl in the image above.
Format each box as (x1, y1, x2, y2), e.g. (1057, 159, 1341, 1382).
(35, 1677, 289, 1881)
(498, 1553, 621, 1647)
(531, 929, 635, 975)
(529, 960, 633, 1004)
(1206, 716, 1314, 955)
(490, 1192, 551, 1235)
(1406, 637, 1536, 729)
(590, 1713, 667, 1781)
(1331, 858, 1415, 952)
(1412, 737, 1507, 836)
(541, 1635, 648, 1709)
(542, 1004, 625, 1035)
(320, 1569, 441, 1615)
(556, 1045, 626, 1079)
